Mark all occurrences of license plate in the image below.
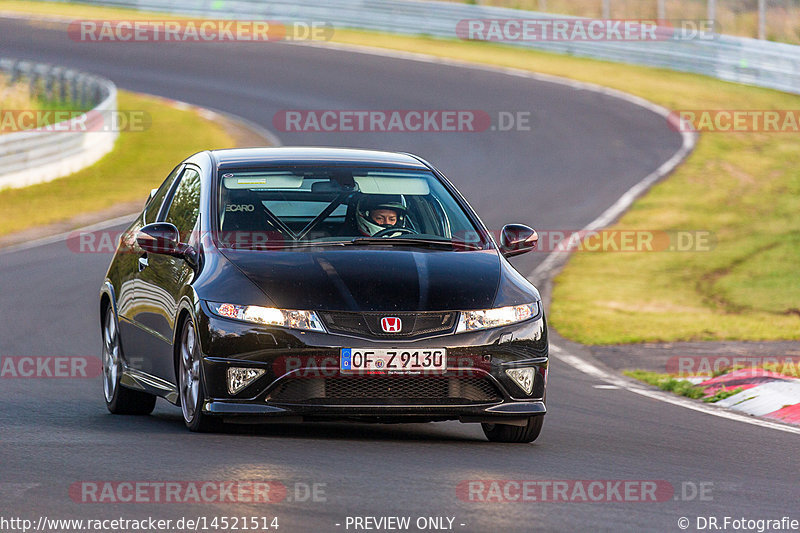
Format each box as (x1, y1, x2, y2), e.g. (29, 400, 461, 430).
(340, 348, 447, 373)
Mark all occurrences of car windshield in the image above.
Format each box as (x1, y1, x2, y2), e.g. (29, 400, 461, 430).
(216, 166, 488, 250)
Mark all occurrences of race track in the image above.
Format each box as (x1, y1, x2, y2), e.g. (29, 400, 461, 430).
(0, 17, 797, 532)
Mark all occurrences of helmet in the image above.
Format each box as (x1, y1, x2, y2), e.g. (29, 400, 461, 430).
(356, 195, 407, 236)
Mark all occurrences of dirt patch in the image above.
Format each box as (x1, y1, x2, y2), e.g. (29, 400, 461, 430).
(0, 103, 275, 249)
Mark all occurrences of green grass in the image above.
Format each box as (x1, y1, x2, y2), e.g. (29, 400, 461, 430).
(0, 74, 37, 108)
(4, 1, 800, 343)
(711, 365, 734, 378)
(0, 90, 233, 235)
(703, 387, 744, 403)
(0, 73, 79, 133)
(2, 59, 90, 133)
(624, 370, 705, 399)
(329, 33, 800, 344)
(626, 369, 746, 404)
(0, 0, 186, 19)
(763, 361, 800, 378)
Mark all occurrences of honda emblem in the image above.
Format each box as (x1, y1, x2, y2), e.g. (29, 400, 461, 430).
(381, 316, 402, 333)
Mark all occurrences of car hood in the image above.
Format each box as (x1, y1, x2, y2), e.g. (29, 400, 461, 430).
(218, 247, 502, 312)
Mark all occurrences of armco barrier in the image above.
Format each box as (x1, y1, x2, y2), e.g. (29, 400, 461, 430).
(0, 58, 117, 190)
(62, 0, 800, 95)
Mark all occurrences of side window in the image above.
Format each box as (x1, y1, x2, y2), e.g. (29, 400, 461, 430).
(165, 168, 202, 236)
(144, 165, 182, 225)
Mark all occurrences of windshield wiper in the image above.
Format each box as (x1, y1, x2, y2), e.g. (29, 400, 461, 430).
(225, 239, 483, 250)
(350, 237, 482, 250)
(225, 241, 350, 250)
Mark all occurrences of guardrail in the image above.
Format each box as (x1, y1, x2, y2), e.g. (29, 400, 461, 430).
(0, 58, 117, 190)
(67, 0, 800, 95)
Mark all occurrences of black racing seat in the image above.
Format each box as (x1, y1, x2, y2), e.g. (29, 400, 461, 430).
(220, 190, 280, 247)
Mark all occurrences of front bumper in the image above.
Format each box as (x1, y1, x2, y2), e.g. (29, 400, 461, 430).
(203, 399, 546, 424)
(195, 303, 549, 424)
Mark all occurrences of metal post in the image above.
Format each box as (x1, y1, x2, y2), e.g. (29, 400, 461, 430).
(758, 0, 766, 40)
(602, 0, 610, 19)
(657, 0, 665, 20)
(60, 71, 67, 104)
(707, 0, 716, 29)
(538, 0, 547, 12)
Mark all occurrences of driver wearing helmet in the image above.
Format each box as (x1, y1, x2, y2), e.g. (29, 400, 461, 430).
(356, 195, 408, 236)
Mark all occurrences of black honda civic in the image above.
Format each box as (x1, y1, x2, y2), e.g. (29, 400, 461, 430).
(100, 147, 548, 442)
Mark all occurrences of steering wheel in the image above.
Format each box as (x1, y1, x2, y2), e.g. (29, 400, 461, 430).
(371, 227, 416, 238)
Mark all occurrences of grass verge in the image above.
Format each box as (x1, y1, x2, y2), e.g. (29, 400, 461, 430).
(2, 1, 799, 343)
(624, 370, 706, 399)
(703, 387, 744, 403)
(438, 0, 800, 44)
(0, 73, 38, 117)
(624, 369, 743, 403)
(0, 90, 233, 235)
(321, 33, 800, 343)
(1, 73, 90, 134)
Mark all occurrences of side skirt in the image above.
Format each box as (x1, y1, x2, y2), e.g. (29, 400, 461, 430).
(120, 367, 179, 405)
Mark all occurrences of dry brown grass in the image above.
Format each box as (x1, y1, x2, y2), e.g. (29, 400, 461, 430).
(0, 73, 39, 128)
(446, 0, 800, 43)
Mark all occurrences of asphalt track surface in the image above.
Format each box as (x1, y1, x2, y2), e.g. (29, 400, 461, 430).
(1, 17, 798, 533)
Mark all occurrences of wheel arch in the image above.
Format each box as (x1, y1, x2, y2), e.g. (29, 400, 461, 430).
(172, 294, 201, 385)
(99, 280, 117, 327)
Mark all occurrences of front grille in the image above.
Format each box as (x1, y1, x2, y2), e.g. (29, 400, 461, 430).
(267, 376, 501, 405)
(319, 311, 457, 338)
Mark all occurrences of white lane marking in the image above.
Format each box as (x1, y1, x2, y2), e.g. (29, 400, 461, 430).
(139, 93, 283, 148)
(553, 346, 800, 435)
(593, 384, 620, 390)
(324, 18, 791, 435)
(0, 97, 281, 258)
(299, 39, 698, 137)
(397, 29, 798, 435)
(0, 483, 40, 498)
(529, 123, 695, 284)
(1, 13, 682, 261)
(11, 10, 792, 436)
(0, 213, 139, 256)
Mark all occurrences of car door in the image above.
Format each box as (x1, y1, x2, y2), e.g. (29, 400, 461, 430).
(117, 164, 183, 376)
(134, 166, 202, 382)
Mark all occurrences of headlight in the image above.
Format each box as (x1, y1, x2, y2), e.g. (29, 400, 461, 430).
(456, 302, 538, 333)
(207, 302, 325, 332)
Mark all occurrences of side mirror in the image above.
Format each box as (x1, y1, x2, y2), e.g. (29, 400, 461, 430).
(499, 224, 538, 257)
(145, 188, 158, 208)
(137, 222, 194, 262)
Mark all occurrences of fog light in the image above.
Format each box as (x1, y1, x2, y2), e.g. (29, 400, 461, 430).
(505, 367, 535, 395)
(227, 367, 265, 395)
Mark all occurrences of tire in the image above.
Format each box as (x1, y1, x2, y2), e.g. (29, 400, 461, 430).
(178, 316, 222, 432)
(482, 416, 544, 443)
(102, 304, 156, 415)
